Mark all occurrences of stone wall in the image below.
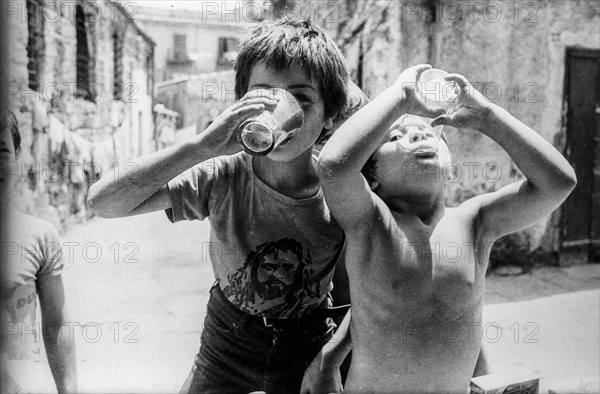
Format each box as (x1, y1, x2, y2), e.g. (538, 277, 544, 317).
(1, 0, 156, 231)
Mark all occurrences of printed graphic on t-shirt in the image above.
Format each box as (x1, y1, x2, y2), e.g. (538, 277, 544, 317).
(1, 284, 39, 360)
(1, 284, 37, 324)
(222, 238, 320, 318)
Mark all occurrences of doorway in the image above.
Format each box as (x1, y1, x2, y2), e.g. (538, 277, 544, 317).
(561, 48, 600, 263)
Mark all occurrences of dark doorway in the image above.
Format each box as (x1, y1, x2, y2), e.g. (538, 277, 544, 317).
(561, 48, 600, 263)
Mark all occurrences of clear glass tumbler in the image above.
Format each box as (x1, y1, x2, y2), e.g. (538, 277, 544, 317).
(237, 88, 304, 156)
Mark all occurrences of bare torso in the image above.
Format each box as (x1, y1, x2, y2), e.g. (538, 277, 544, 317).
(344, 202, 489, 393)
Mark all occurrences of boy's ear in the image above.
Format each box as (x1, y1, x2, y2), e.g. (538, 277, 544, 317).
(323, 117, 334, 130)
(369, 180, 380, 191)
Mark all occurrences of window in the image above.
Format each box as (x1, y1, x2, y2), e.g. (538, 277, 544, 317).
(173, 34, 188, 62)
(113, 30, 123, 100)
(217, 37, 240, 68)
(26, 0, 44, 91)
(76, 4, 94, 100)
(218, 37, 228, 55)
(217, 37, 240, 57)
(146, 48, 154, 95)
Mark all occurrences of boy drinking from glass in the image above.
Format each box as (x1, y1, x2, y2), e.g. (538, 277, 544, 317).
(317, 65, 576, 392)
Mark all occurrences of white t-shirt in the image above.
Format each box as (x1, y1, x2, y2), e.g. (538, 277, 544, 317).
(1, 212, 64, 361)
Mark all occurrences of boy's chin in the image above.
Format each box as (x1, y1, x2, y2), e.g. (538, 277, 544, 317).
(266, 145, 312, 162)
(385, 177, 444, 196)
(265, 150, 293, 162)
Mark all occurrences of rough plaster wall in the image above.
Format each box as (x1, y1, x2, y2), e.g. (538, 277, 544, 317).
(432, 1, 517, 213)
(429, 0, 600, 251)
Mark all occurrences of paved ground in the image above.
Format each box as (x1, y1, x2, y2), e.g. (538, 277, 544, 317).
(43, 212, 599, 393)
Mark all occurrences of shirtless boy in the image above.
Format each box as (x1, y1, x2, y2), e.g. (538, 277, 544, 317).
(317, 65, 576, 392)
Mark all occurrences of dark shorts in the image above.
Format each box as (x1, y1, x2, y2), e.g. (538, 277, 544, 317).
(182, 284, 336, 394)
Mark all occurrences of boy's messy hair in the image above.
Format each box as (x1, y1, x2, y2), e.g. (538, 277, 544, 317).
(333, 81, 369, 128)
(0, 108, 21, 157)
(234, 17, 349, 126)
(317, 80, 369, 146)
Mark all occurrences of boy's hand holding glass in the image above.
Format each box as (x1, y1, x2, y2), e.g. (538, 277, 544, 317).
(415, 68, 459, 141)
(394, 64, 447, 121)
(416, 69, 459, 112)
(237, 88, 304, 156)
(431, 73, 494, 132)
(200, 95, 279, 156)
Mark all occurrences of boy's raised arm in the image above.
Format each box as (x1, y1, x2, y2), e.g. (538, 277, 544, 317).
(88, 98, 272, 218)
(88, 141, 205, 218)
(319, 65, 443, 229)
(432, 74, 577, 242)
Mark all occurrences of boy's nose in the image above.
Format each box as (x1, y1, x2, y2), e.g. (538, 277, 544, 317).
(407, 130, 434, 143)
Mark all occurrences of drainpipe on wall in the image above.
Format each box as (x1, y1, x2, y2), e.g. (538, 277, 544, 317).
(357, 34, 364, 89)
(149, 45, 156, 152)
(424, 0, 438, 65)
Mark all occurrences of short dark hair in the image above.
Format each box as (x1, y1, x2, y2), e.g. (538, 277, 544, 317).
(0, 108, 21, 157)
(317, 80, 370, 146)
(234, 17, 349, 123)
(332, 81, 369, 126)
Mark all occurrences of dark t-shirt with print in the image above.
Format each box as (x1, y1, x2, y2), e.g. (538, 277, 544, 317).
(166, 152, 344, 318)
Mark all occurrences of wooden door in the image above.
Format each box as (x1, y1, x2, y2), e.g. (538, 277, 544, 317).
(561, 48, 600, 263)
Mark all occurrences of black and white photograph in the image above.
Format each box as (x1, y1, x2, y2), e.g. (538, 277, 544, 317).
(0, 0, 599, 393)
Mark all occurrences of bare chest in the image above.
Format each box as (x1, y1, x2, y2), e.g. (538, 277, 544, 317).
(368, 212, 479, 281)
(347, 210, 485, 320)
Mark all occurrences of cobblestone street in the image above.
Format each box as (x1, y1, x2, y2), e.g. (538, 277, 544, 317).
(51, 212, 600, 393)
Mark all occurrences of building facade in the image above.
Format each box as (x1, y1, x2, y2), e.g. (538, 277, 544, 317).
(155, 70, 236, 137)
(2, 0, 156, 229)
(134, 6, 252, 82)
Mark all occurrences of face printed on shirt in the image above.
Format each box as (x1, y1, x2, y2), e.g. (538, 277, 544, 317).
(222, 237, 318, 317)
(256, 249, 302, 300)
